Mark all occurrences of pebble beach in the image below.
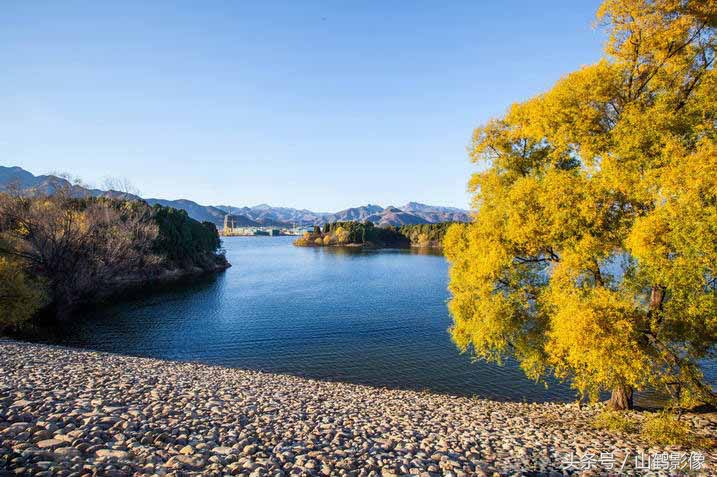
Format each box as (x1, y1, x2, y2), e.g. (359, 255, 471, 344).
(1, 339, 715, 476)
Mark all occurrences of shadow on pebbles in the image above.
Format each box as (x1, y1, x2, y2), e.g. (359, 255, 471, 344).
(0, 339, 714, 476)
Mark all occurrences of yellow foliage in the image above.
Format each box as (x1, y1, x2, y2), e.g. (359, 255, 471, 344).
(593, 410, 637, 434)
(640, 412, 690, 446)
(0, 257, 45, 329)
(335, 226, 349, 244)
(323, 235, 333, 246)
(545, 283, 653, 401)
(446, 0, 717, 407)
(293, 232, 313, 246)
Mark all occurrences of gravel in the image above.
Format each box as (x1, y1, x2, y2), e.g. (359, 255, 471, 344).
(1, 339, 714, 476)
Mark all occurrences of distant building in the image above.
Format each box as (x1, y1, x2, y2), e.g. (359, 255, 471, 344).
(223, 214, 291, 237)
(223, 214, 244, 233)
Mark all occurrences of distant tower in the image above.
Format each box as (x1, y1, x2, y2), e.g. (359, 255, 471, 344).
(223, 213, 237, 234)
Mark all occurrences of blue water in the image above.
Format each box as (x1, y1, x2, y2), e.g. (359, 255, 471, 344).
(46, 237, 673, 403)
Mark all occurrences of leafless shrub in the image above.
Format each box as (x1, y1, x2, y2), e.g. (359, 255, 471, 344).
(102, 177, 141, 197)
(0, 186, 159, 313)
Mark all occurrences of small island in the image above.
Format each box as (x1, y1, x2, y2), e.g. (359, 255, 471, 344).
(293, 221, 455, 249)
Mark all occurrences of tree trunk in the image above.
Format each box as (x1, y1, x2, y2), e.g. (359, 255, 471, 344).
(608, 385, 634, 410)
(649, 286, 665, 315)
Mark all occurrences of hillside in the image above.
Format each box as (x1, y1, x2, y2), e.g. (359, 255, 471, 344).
(214, 205, 309, 226)
(217, 203, 471, 227)
(323, 203, 470, 226)
(323, 204, 385, 223)
(144, 198, 230, 226)
(400, 202, 471, 223)
(0, 166, 472, 228)
(365, 206, 426, 226)
(0, 192, 229, 324)
(0, 166, 138, 200)
(0, 166, 254, 228)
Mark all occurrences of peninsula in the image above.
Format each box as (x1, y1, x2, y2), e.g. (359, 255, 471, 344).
(293, 222, 455, 249)
(0, 189, 228, 327)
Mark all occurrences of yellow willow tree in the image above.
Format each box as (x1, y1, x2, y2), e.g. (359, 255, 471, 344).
(0, 256, 45, 329)
(445, 0, 717, 410)
(335, 226, 350, 244)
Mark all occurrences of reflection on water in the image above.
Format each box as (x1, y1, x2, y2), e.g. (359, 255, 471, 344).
(37, 237, 713, 404)
(318, 245, 445, 257)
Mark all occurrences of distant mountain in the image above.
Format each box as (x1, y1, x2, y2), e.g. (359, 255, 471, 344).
(323, 203, 471, 226)
(323, 204, 385, 223)
(221, 213, 260, 227)
(143, 198, 231, 226)
(0, 166, 141, 200)
(366, 206, 426, 227)
(399, 202, 471, 223)
(0, 166, 472, 228)
(215, 205, 326, 227)
(0, 166, 252, 228)
(0, 166, 49, 190)
(214, 202, 472, 227)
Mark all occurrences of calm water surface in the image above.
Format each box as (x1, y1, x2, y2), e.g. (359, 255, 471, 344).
(47, 237, 711, 404)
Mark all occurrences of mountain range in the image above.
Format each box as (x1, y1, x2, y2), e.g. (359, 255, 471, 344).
(0, 166, 471, 227)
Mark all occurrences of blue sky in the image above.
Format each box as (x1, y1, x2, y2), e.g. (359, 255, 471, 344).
(1, 1, 603, 211)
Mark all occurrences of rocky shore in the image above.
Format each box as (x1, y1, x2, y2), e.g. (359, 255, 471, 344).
(1, 340, 714, 476)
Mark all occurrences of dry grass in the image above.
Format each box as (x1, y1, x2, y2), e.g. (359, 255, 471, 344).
(640, 411, 691, 446)
(592, 409, 637, 434)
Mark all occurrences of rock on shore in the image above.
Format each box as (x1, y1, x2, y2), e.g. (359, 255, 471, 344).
(0, 339, 714, 476)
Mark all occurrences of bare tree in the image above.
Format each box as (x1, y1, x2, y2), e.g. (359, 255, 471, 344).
(102, 177, 141, 198)
(0, 186, 159, 315)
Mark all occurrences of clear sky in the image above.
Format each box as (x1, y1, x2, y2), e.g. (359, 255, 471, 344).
(1, 1, 604, 211)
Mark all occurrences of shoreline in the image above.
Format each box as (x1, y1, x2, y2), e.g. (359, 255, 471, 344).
(1, 339, 715, 475)
(49, 258, 231, 319)
(292, 242, 442, 250)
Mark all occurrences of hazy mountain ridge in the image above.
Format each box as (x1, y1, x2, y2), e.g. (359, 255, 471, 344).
(214, 202, 471, 226)
(143, 198, 231, 226)
(0, 166, 471, 227)
(215, 205, 325, 227)
(320, 203, 471, 226)
(0, 166, 140, 200)
(0, 166, 238, 226)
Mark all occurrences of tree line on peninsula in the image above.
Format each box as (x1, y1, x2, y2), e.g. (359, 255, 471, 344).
(293, 221, 454, 248)
(0, 186, 228, 330)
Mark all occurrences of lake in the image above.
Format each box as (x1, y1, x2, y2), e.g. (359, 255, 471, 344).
(45, 236, 706, 404)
